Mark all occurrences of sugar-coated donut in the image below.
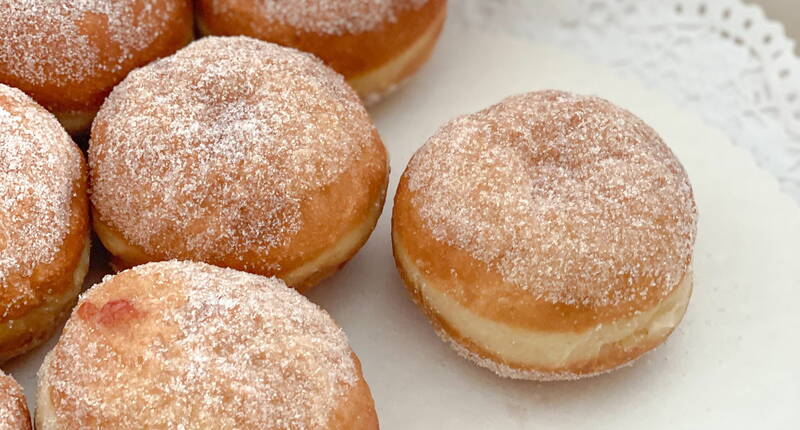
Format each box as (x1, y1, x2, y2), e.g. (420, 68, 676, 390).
(0, 371, 31, 430)
(196, 0, 447, 103)
(392, 90, 698, 380)
(89, 37, 388, 292)
(0, 0, 193, 135)
(0, 84, 90, 363)
(36, 261, 378, 429)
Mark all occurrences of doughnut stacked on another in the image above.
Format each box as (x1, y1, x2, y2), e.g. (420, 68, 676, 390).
(36, 261, 378, 429)
(392, 90, 698, 380)
(89, 36, 389, 292)
(0, 372, 31, 430)
(0, 84, 90, 363)
(0, 0, 194, 135)
(196, 0, 447, 103)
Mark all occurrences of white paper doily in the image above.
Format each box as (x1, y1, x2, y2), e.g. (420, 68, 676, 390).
(454, 0, 800, 204)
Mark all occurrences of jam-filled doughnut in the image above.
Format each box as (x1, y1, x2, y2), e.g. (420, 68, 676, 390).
(196, 0, 447, 103)
(89, 37, 388, 291)
(0, 0, 193, 135)
(392, 90, 698, 380)
(0, 371, 31, 429)
(36, 261, 378, 429)
(0, 84, 89, 362)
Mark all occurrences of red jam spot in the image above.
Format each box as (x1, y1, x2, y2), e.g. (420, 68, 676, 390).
(77, 299, 140, 327)
(97, 300, 138, 327)
(77, 302, 99, 321)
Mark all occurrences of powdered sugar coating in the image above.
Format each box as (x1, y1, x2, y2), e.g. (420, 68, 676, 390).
(89, 36, 378, 268)
(0, 0, 182, 86)
(0, 372, 30, 429)
(207, 0, 430, 35)
(406, 91, 697, 307)
(0, 84, 82, 294)
(39, 261, 358, 429)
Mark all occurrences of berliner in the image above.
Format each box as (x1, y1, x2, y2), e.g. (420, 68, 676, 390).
(0, 84, 90, 362)
(36, 261, 378, 429)
(89, 36, 388, 292)
(392, 90, 698, 380)
(0, 0, 193, 135)
(0, 371, 31, 429)
(195, 0, 447, 103)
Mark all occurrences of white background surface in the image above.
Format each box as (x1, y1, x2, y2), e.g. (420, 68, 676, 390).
(7, 19, 800, 430)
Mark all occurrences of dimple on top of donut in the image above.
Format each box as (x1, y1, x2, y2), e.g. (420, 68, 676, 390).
(89, 36, 379, 267)
(0, 84, 82, 299)
(206, 0, 430, 35)
(40, 261, 358, 428)
(404, 90, 697, 308)
(0, 0, 184, 87)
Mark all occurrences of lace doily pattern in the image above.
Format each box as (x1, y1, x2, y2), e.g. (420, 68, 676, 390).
(455, 0, 800, 204)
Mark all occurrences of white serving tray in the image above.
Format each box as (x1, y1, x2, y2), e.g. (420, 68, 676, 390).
(7, 22, 800, 429)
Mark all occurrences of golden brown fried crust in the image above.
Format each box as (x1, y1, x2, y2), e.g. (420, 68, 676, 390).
(326, 355, 380, 430)
(0, 165, 88, 321)
(0, 172, 89, 361)
(392, 174, 690, 333)
(196, 0, 446, 80)
(93, 131, 388, 291)
(0, 0, 193, 132)
(393, 236, 692, 376)
(348, 5, 446, 101)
